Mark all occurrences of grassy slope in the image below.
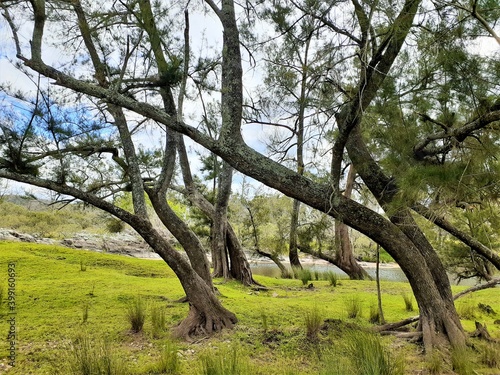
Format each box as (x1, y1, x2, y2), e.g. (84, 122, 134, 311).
(0, 242, 499, 374)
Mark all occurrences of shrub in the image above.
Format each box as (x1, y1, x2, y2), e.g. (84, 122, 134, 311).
(106, 218, 125, 233)
(401, 292, 413, 312)
(298, 268, 312, 286)
(345, 297, 362, 319)
(151, 303, 166, 338)
(127, 296, 146, 333)
(304, 305, 323, 342)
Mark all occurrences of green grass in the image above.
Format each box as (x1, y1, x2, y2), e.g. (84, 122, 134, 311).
(0, 241, 499, 374)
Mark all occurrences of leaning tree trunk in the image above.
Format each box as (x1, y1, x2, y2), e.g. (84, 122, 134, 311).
(346, 127, 467, 351)
(130, 217, 237, 338)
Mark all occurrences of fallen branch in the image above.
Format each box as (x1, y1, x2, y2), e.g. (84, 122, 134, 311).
(372, 316, 419, 333)
(453, 278, 500, 300)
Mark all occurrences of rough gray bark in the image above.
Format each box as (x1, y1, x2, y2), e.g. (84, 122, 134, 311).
(334, 165, 371, 280)
(177, 138, 259, 286)
(211, 161, 232, 279)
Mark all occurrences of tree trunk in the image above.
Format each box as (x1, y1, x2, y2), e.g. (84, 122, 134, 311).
(346, 127, 467, 351)
(334, 165, 370, 279)
(132, 218, 237, 339)
(177, 139, 258, 285)
(289, 199, 302, 269)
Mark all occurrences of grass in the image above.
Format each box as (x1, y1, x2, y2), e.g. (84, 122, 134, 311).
(304, 305, 322, 342)
(345, 296, 362, 319)
(0, 241, 499, 374)
(324, 271, 338, 287)
(401, 292, 413, 312)
(150, 303, 167, 338)
(127, 296, 146, 333)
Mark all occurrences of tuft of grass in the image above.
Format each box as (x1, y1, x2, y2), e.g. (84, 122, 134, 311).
(81, 301, 90, 323)
(65, 333, 128, 375)
(401, 292, 413, 312)
(457, 300, 476, 320)
(479, 342, 499, 369)
(148, 339, 181, 374)
(304, 305, 323, 342)
(324, 271, 338, 287)
(345, 297, 362, 319)
(297, 268, 312, 285)
(345, 330, 404, 375)
(151, 303, 166, 338)
(80, 259, 87, 272)
(198, 344, 251, 375)
(425, 350, 444, 374)
(260, 310, 269, 333)
(451, 346, 475, 375)
(313, 269, 320, 281)
(369, 303, 380, 324)
(127, 296, 146, 333)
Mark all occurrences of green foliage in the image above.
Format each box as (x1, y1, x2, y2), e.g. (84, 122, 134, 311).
(424, 351, 444, 375)
(322, 330, 404, 375)
(127, 296, 146, 333)
(0, 198, 106, 238)
(457, 299, 476, 320)
(105, 218, 125, 234)
(344, 331, 404, 375)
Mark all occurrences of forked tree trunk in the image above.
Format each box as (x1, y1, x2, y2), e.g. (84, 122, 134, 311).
(130, 217, 237, 338)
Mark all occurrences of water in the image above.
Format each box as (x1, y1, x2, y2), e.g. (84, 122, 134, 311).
(249, 260, 483, 286)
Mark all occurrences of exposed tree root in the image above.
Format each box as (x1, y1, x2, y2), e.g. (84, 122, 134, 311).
(471, 322, 496, 342)
(173, 304, 238, 340)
